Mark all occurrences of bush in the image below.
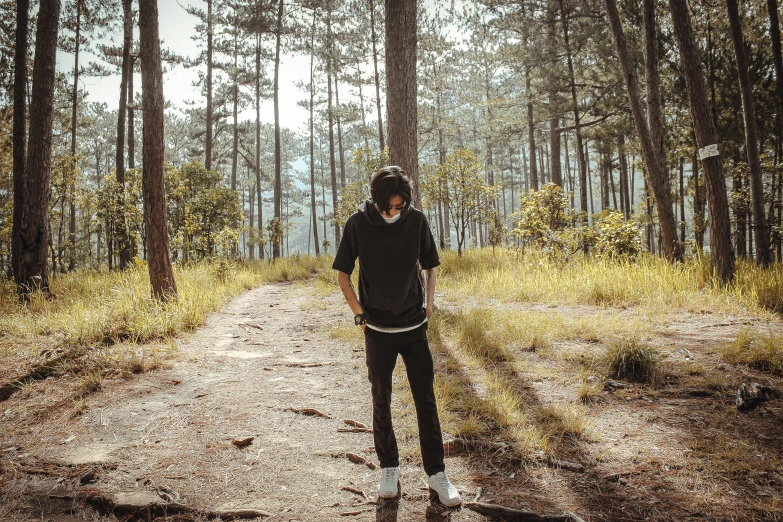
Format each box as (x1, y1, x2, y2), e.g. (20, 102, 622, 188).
(605, 338, 659, 383)
(592, 210, 644, 260)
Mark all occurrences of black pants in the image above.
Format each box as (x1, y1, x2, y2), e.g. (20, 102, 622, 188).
(364, 322, 445, 477)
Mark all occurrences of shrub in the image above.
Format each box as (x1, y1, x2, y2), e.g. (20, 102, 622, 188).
(605, 338, 659, 383)
(592, 210, 644, 260)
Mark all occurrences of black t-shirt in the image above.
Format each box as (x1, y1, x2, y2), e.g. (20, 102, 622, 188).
(332, 200, 440, 329)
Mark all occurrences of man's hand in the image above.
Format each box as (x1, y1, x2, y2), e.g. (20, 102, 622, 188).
(361, 323, 366, 331)
(426, 306, 433, 320)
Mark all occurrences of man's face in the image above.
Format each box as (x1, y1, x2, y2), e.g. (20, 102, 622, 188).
(380, 195, 406, 218)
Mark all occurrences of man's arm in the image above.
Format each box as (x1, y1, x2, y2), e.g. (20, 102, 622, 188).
(337, 271, 365, 329)
(424, 267, 436, 319)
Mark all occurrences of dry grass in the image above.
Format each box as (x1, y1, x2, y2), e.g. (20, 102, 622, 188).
(721, 328, 783, 376)
(0, 256, 329, 349)
(438, 249, 783, 316)
(604, 338, 660, 384)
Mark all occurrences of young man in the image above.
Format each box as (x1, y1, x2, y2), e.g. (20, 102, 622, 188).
(332, 166, 461, 507)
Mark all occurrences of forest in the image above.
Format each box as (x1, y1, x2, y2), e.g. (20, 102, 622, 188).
(2, 0, 783, 520)
(2, 0, 782, 295)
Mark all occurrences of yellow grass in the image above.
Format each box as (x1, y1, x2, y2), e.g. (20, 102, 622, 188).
(0, 256, 330, 352)
(438, 249, 783, 315)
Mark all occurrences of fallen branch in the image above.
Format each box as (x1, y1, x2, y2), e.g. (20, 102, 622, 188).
(285, 407, 331, 418)
(340, 486, 366, 498)
(545, 455, 584, 473)
(338, 427, 373, 433)
(231, 437, 254, 448)
(344, 419, 369, 429)
(285, 362, 324, 368)
(464, 502, 585, 522)
(346, 453, 378, 470)
(55, 490, 272, 520)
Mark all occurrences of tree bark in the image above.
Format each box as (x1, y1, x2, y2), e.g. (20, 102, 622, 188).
(527, 70, 538, 191)
(139, 0, 177, 300)
(336, 76, 346, 189)
(679, 156, 686, 242)
(669, 0, 735, 281)
(206, 0, 213, 171)
(17, 0, 61, 296)
(68, 0, 81, 271)
(558, 0, 587, 221)
(726, 0, 771, 265)
(369, 0, 384, 151)
(618, 134, 630, 219)
(309, 9, 320, 257)
(273, 0, 283, 259)
(326, 6, 340, 248)
(385, 0, 419, 206)
(128, 56, 136, 170)
(255, 26, 264, 260)
(604, 0, 683, 261)
(115, 0, 134, 269)
(12, 0, 30, 284)
(231, 31, 239, 191)
(767, 0, 783, 226)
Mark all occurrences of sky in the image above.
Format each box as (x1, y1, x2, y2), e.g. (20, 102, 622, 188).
(56, 0, 316, 132)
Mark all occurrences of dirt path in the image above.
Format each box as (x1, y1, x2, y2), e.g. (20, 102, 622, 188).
(1, 282, 489, 521)
(3, 279, 782, 521)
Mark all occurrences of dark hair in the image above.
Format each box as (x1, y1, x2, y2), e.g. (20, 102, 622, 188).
(370, 166, 412, 213)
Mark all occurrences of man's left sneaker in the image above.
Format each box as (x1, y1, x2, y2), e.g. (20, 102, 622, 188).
(427, 471, 461, 507)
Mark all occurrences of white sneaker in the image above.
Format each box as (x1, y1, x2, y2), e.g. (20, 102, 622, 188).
(427, 471, 461, 507)
(378, 467, 400, 498)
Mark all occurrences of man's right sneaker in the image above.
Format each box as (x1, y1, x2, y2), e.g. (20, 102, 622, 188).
(378, 467, 400, 498)
(427, 471, 461, 507)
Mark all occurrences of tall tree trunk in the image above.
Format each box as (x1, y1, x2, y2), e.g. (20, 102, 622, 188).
(726, 0, 771, 265)
(205, 0, 213, 171)
(734, 165, 747, 257)
(128, 56, 135, 170)
(618, 134, 630, 218)
(669, 0, 735, 281)
(12, 0, 29, 285)
(335, 77, 346, 189)
(369, 0, 384, 151)
(309, 9, 320, 257)
(767, 0, 783, 226)
(326, 7, 340, 247)
(139, 0, 177, 300)
(357, 64, 370, 151)
(693, 149, 706, 249)
(68, 0, 81, 271)
(605, 0, 683, 261)
(273, 0, 284, 259)
(527, 70, 538, 191)
(17, 0, 61, 296)
(436, 85, 450, 247)
(547, 0, 562, 188)
(385, 0, 419, 206)
(255, 27, 264, 260)
(231, 32, 239, 191)
(115, 0, 133, 270)
(679, 156, 686, 242)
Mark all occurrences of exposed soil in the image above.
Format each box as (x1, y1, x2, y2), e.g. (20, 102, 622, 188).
(1, 280, 782, 521)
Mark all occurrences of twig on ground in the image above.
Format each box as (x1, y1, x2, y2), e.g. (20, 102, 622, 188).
(285, 407, 331, 418)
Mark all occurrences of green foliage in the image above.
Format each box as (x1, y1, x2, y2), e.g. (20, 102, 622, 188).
(591, 210, 644, 261)
(432, 149, 499, 255)
(96, 167, 143, 264)
(166, 161, 242, 260)
(513, 183, 573, 253)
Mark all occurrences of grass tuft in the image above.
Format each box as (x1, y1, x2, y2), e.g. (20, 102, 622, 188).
(605, 338, 659, 383)
(721, 328, 783, 376)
